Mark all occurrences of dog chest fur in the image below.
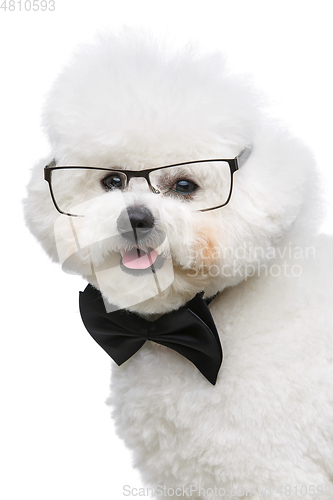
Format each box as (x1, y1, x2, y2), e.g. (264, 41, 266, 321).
(109, 232, 333, 497)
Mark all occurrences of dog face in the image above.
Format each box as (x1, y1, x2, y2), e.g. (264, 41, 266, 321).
(24, 32, 313, 315)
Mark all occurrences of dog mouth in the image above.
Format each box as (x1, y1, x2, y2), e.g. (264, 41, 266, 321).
(120, 247, 166, 276)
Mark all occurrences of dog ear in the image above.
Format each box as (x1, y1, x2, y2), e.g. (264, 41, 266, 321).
(23, 156, 60, 263)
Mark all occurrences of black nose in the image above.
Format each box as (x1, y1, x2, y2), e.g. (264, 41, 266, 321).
(117, 206, 155, 242)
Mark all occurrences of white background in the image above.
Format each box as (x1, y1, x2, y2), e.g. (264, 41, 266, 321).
(1, 1, 332, 499)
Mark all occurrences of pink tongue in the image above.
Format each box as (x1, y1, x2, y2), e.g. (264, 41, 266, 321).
(122, 248, 158, 270)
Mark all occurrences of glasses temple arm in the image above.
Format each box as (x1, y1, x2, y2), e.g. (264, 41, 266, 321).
(236, 144, 252, 169)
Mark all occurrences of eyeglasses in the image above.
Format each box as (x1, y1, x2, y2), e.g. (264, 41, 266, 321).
(44, 145, 252, 217)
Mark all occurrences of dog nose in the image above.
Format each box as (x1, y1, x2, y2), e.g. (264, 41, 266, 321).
(117, 206, 155, 241)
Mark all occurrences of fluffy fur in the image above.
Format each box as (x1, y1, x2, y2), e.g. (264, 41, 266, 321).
(24, 30, 333, 499)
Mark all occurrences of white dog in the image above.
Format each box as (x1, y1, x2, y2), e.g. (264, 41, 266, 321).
(24, 31, 333, 499)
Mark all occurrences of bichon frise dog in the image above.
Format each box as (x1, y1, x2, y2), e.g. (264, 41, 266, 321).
(24, 31, 333, 499)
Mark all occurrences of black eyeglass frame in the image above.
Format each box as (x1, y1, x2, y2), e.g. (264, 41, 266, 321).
(44, 145, 252, 217)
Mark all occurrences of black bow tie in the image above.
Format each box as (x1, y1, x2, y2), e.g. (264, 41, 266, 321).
(79, 284, 223, 385)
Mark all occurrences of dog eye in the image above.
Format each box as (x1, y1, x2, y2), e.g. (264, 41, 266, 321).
(172, 179, 198, 195)
(102, 173, 126, 190)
